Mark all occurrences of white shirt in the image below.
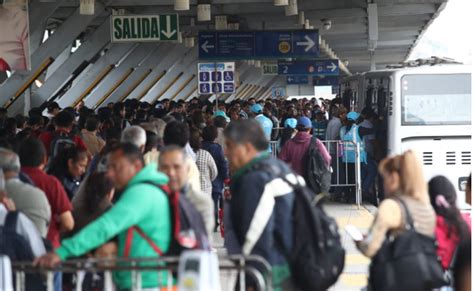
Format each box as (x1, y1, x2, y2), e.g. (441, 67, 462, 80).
(0, 6, 29, 71)
(0, 204, 46, 258)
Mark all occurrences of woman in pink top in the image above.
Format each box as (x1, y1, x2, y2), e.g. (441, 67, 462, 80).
(428, 176, 471, 270)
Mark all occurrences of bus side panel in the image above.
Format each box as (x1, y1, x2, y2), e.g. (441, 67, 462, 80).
(401, 137, 472, 208)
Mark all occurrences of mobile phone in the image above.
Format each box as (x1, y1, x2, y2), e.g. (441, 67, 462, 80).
(345, 225, 363, 241)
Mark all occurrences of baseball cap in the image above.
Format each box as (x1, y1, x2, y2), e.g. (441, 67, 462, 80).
(297, 116, 312, 129)
(213, 110, 230, 122)
(284, 118, 297, 129)
(250, 104, 263, 114)
(347, 111, 360, 121)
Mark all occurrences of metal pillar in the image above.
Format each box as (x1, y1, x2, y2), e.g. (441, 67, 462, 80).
(32, 19, 111, 108)
(84, 43, 158, 108)
(125, 45, 189, 101)
(141, 48, 198, 103)
(57, 43, 136, 108)
(106, 43, 174, 104)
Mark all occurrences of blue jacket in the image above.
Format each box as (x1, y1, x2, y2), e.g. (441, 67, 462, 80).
(202, 141, 229, 194)
(226, 154, 295, 274)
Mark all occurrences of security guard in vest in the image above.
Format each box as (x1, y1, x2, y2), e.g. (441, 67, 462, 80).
(339, 111, 373, 202)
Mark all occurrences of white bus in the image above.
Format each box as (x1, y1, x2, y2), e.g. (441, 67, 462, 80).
(342, 63, 471, 207)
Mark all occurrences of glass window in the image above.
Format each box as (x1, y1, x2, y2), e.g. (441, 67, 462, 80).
(401, 73, 471, 125)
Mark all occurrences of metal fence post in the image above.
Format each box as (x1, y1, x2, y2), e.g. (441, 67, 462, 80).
(46, 271, 54, 291)
(355, 142, 362, 209)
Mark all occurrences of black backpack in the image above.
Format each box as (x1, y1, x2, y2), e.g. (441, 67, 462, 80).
(123, 183, 210, 257)
(278, 178, 345, 290)
(304, 138, 331, 194)
(0, 212, 45, 291)
(50, 132, 75, 159)
(0, 212, 34, 261)
(257, 162, 345, 291)
(369, 198, 447, 290)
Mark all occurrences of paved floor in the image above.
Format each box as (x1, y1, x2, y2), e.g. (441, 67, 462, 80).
(325, 202, 376, 291)
(212, 202, 376, 291)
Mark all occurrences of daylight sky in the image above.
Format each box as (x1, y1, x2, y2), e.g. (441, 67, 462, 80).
(408, 0, 473, 64)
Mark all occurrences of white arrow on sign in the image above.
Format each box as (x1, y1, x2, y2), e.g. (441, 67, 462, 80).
(161, 15, 177, 39)
(201, 40, 215, 53)
(327, 62, 338, 72)
(296, 35, 316, 52)
(287, 76, 294, 82)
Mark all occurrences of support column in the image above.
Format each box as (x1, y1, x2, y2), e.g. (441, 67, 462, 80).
(32, 19, 111, 108)
(57, 43, 136, 108)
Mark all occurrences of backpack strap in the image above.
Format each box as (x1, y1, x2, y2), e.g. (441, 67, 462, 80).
(394, 198, 416, 230)
(124, 226, 164, 257)
(123, 182, 178, 258)
(4, 211, 19, 233)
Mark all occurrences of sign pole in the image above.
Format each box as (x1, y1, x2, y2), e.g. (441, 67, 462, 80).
(214, 61, 218, 112)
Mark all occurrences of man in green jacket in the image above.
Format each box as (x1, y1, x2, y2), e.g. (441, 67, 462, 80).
(34, 143, 172, 289)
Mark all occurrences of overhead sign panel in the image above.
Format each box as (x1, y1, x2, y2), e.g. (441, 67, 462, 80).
(313, 75, 339, 86)
(198, 30, 319, 60)
(198, 62, 235, 95)
(111, 14, 179, 42)
(287, 75, 309, 85)
(278, 59, 339, 76)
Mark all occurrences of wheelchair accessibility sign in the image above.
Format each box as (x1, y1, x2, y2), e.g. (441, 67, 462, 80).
(271, 87, 286, 98)
(198, 62, 235, 94)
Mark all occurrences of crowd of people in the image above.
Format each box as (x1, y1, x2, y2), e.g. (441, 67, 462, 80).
(0, 96, 470, 291)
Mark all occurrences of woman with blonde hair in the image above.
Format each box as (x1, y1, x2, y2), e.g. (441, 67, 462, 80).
(355, 150, 445, 290)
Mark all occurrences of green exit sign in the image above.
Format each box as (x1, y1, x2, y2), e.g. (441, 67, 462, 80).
(262, 63, 278, 75)
(112, 14, 179, 42)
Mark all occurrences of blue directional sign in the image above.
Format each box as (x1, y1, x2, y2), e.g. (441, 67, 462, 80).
(198, 62, 235, 94)
(199, 30, 319, 60)
(278, 59, 339, 76)
(287, 75, 309, 85)
(313, 76, 339, 86)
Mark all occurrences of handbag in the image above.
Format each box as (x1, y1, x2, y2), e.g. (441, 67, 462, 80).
(369, 198, 447, 291)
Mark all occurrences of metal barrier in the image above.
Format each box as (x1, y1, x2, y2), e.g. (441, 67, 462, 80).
(321, 140, 362, 208)
(268, 138, 362, 207)
(12, 255, 272, 291)
(269, 141, 278, 159)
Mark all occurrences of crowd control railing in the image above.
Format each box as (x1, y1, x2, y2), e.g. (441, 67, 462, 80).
(269, 141, 279, 159)
(321, 140, 362, 208)
(11, 254, 272, 291)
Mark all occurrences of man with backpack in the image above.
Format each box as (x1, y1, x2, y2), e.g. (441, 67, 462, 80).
(223, 119, 298, 291)
(1, 169, 47, 290)
(158, 145, 214, 238)
(279, 116, 332, 194)
(34, 143, 173, 289)
(39, 110, 88, 160)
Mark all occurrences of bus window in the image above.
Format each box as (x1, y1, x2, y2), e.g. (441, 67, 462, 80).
(401, 74, 471, 125)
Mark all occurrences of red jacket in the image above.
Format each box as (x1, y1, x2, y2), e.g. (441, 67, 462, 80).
(279, 132, 331, 176)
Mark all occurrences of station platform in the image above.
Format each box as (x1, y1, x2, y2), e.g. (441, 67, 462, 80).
(212, 202, 377, 291)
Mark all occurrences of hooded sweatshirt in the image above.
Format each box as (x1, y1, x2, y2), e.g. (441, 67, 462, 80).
(56, 163, 171, 289)
(279, 131, 331, 176)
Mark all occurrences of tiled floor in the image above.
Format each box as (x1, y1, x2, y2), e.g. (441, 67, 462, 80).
(212, 202, 376, 291)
